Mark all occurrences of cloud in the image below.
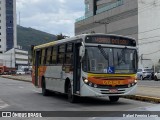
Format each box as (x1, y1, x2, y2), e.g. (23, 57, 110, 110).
(16, 0, 84, 36)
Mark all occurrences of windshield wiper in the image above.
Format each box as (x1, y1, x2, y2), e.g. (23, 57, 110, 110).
(98, 45, 109, 61)
(117, 47, 127, 65)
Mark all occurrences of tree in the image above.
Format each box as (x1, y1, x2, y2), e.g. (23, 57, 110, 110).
(56, 33, 69, 40)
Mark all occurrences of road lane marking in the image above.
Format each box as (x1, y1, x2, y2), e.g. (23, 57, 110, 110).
(32, 90, 41, 93)
(19, 86, 24, 89)
(0, 99, 9, 109)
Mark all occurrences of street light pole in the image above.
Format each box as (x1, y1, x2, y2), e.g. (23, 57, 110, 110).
(94, 21, 109, 34)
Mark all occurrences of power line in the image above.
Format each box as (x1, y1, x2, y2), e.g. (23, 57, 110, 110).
(142, 49, 160, 55)
(138, 39, 160, 45)
(138, 35, 160, 41)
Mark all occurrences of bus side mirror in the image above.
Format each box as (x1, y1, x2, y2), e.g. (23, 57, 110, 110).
(79, 46, 85, 57)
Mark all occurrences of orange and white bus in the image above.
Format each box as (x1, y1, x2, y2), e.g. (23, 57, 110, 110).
(31, 33, 138, 103)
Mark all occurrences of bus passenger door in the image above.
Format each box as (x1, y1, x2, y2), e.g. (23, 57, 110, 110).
(35, 50, 40, 87)
(73, 43, 81, 94)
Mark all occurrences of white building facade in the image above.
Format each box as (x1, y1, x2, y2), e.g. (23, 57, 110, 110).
(0, 48, 29, 69)
(0, 0, 17, 53)
(75, 0, 160, 70)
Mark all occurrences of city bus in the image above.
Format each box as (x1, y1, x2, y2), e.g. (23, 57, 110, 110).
(31, 33, 138, 103)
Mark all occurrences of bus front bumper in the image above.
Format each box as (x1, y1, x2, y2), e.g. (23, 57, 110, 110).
(80, 84, 137, 97)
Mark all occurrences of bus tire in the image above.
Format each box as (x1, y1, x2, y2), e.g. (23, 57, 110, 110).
(67, 82, 77, 103)
(109, 96, 119, 102)
(42, 77, 50, 96)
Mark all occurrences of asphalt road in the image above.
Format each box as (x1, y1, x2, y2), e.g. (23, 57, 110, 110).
(0, 77, 158, 120)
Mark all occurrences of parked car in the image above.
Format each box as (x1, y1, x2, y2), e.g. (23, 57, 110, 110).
(154, 70, 160, 81)
(137, 68, 154, 80)
(16, 70, 25, 75)
(25, 70, 31, 74)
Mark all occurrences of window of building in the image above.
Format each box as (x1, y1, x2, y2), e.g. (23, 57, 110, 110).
(0, 45, 1, 48)
(85, 3, 90, 13)
(0, 39, 1, 42)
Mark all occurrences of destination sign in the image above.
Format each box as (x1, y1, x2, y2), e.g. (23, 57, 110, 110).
(85, 36, 136, 46)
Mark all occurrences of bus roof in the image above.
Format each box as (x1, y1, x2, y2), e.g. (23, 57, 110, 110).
(33, 33, 136, 50)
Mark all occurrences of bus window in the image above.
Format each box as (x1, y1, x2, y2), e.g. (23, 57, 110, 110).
(67, 43, 73, 52)
(57, 45, 65, 64)
(41, 49, 45, 65)
(46, 47, 52, 65)
(65, 43, 73, 64)
(43, 48, 48, 65)
(38, 50, 42, 65)
(65, 53, 73, 64)
(51, 47, 57, 64)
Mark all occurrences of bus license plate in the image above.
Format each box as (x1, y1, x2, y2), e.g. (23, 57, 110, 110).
(109, 89, 118, 93)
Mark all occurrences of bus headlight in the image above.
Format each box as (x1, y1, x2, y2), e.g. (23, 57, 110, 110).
(82, 77, 98, 88)
(84, 79, 89, 83)
(82, 77, 89, 83)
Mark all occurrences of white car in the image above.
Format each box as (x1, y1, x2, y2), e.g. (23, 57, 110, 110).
(154, 70, 160, 81)
(16, 70, 25, 75)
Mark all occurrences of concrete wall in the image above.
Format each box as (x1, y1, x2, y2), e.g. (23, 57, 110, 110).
(75, 0, 138, 40)
(138, 0, 160, 68)
(0, 48, 28, 68)
(75, 0, 160, 69)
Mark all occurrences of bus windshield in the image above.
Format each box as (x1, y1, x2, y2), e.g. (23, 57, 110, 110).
(82, 46, 137, 74)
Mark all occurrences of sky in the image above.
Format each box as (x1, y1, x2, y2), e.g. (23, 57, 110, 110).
(16, 0, 85, 37)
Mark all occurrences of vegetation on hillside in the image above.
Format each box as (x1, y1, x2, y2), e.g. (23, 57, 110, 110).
(17, 25, 56, 52)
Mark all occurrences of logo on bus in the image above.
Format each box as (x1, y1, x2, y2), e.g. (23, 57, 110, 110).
(104, 66, 115, 74)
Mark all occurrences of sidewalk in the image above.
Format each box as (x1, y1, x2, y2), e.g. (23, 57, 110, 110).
(1, 75, 160, 103)
(137, 86, 160, 98)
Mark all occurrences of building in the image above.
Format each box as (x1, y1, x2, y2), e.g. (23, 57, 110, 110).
(75, 0, 160, 69)
(0, 48, 29, 69)
(0, 0, 17, 53)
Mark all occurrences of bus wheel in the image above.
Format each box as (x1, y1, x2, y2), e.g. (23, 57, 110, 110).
(42, 78, 50, 96)
(109, 96, 119, 102)
(68, 83, 77, 103)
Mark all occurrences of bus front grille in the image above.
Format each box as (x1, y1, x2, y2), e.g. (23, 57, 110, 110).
(100, 89, 125, 94)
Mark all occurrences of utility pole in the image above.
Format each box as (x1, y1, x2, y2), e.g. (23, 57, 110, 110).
(19, 12, 21, 26)
(10, 53, 12, 67)
(94, 21, 109, 33)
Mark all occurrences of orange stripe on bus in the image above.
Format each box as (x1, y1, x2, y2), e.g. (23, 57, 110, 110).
(87, 76, 135, 86)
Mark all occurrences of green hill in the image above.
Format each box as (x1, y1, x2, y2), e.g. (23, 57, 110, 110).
(17, 25, 56, 52)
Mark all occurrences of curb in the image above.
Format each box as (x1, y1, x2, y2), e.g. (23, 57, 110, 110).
(122, 95, 160, 103)
(0, 76, 31, 83)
